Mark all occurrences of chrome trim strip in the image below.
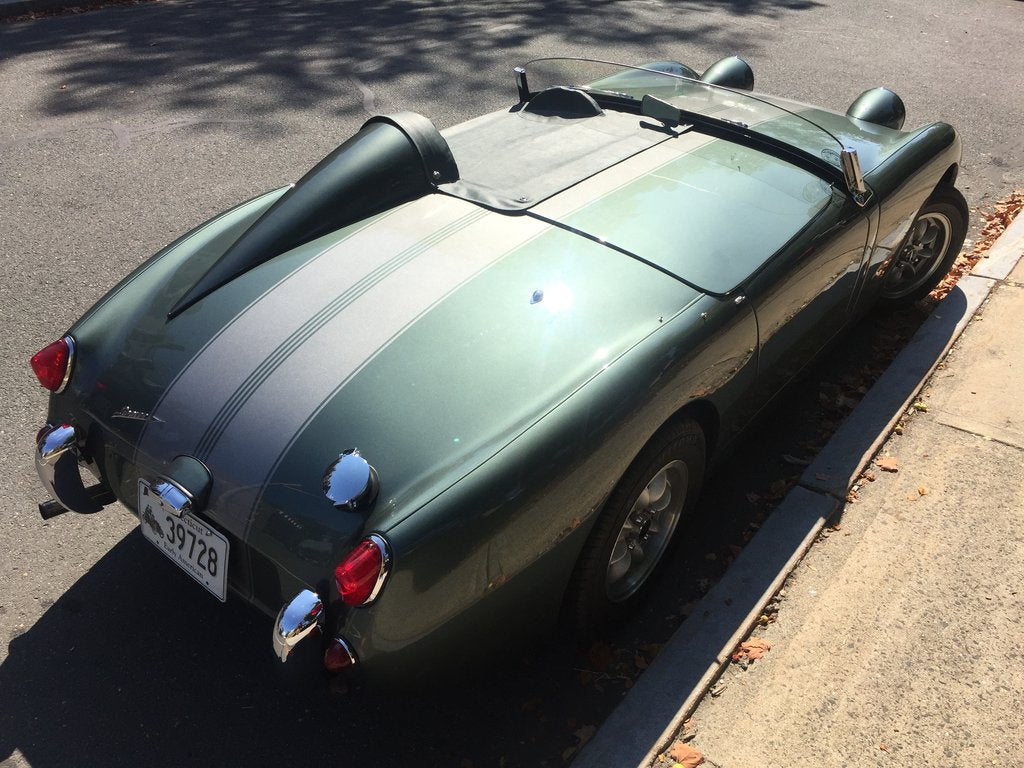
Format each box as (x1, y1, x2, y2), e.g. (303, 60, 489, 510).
(365, 533, 393, 605)
(55, 335, 75, 394)
(272, 589, 324, 662)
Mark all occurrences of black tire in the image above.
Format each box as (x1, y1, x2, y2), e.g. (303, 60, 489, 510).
(879, 185, 968, 307)
(565, 418, 706, 633)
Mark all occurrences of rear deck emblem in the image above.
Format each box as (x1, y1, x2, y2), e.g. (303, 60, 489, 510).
(113, 406, 162, 422)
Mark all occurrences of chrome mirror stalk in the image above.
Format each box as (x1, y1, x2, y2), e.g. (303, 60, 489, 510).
(840, 147, 869, 205)
(514, 66, 530, 103)
(272, 589, 323, 662)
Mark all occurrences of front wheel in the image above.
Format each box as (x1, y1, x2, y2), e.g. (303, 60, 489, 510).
(565, 418, 705, 633)
(879, 185, 968, 306)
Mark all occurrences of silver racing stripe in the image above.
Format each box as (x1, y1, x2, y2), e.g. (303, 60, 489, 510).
(191, 209, 487, 460)
(139, 196, 550, 535)
(132, 203, 394, 465)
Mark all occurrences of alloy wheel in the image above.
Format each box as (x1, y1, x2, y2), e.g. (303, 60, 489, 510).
(605, 459, 688, 602)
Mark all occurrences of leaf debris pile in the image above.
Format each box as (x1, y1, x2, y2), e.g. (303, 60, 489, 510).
(575, 639, 664, 691)
(930, 189, 1024, 302)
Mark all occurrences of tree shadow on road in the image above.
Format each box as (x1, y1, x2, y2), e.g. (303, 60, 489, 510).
(1, 0, 824, 133)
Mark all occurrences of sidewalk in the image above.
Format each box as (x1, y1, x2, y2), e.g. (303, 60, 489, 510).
(580, 210, 1024, 768)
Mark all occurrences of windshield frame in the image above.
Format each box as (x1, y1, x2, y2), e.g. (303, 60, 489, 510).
(520, 57, 860, 199)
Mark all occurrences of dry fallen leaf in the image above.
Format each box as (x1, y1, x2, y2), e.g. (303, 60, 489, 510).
(731, 636, 772, 662)
(743, 637, 771, 659)
(875, 456, 899, 473)
(917, 486, 928, 496)
(667, 741, 705, 767)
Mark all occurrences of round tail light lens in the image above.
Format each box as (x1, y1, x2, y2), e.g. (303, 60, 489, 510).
(31, 336, 74, 392)
(334, 535, 390, 606)
(323, 637, 357, 672)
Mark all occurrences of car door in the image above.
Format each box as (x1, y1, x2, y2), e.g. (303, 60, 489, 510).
(742, 191, 873, 404)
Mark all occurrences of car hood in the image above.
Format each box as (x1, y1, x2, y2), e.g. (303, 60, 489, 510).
(68, 191, 699, 569)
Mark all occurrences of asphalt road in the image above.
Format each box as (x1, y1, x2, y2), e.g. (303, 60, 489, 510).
(2, 1, 1023, 766)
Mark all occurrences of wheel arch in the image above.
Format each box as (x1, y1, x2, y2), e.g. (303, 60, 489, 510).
(938, 163, 959, 189)
(661, 398, 720, 459)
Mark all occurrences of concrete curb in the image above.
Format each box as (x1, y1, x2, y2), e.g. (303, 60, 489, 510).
(577, 217, 1023, 767)
(972, 206, 1024, 280)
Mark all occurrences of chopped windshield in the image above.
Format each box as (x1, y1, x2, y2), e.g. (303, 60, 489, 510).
(524, 58, 847, 175)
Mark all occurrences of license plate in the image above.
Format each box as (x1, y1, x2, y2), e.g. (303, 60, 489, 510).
(138, 479, 229, 601)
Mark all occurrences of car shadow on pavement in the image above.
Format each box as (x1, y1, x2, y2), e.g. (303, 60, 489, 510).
(0, 529, 618, 767)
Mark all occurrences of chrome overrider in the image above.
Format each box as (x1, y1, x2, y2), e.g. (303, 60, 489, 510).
(34, 422, 113, 517)
(273, 589, 325, 662)
(37, 423, 77, 474)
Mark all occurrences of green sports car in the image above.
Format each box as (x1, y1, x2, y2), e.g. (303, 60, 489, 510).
(31, 57, 966, 682)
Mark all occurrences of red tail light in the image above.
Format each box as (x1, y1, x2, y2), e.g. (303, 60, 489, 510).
(31, 337, 74, 392)
(334, 535, 390, 606)
(323, 637, 357, 672)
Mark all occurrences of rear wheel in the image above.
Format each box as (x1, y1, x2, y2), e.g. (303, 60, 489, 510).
(565, 418, 705, 633)
(879, 186, 968, 306)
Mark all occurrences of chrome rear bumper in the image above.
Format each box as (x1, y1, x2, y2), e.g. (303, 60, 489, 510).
(272, 590, 360, 672)
(35, 423, 115, 517)
(272, 589, 324, 662)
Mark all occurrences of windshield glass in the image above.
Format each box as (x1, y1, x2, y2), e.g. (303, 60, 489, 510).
(524, 58, 846, 171)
